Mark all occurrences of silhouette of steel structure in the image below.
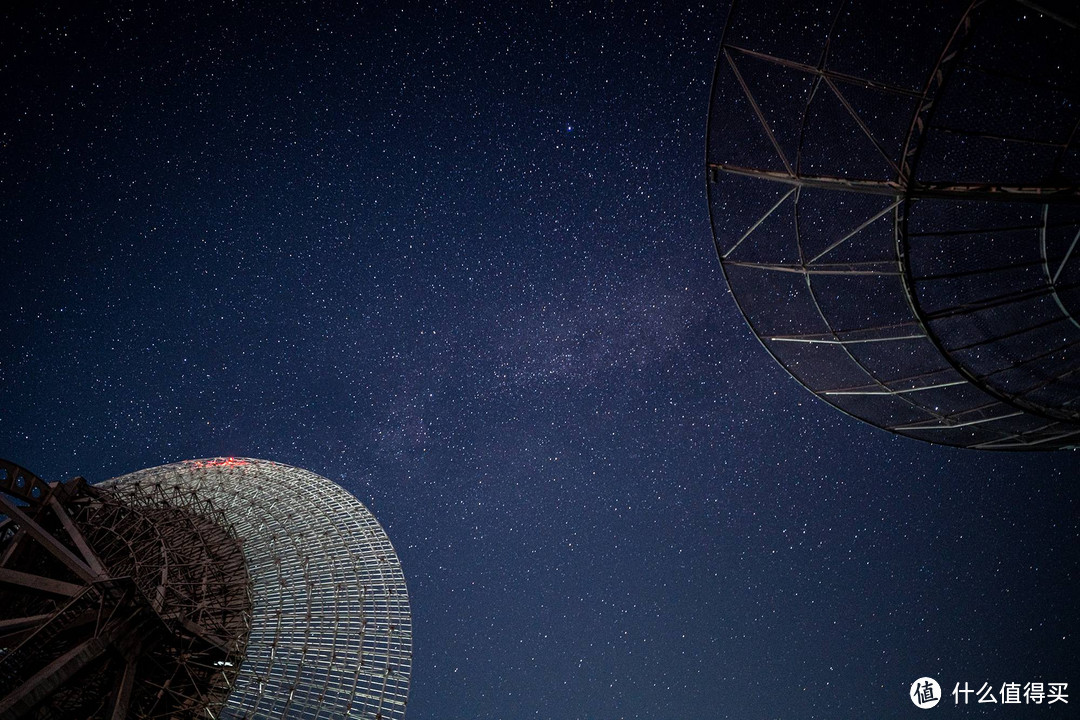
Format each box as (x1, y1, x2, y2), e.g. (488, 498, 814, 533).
(0, 457, 412, 719)
(707, 0, 1080, 448)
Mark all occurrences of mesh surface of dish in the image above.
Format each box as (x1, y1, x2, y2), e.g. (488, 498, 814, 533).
(105, 458, 412, 720)
(707, 0, 1080, 449)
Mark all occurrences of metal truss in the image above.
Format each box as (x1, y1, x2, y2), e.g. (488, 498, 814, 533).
(0, 459, 252, 719)
(104, 458, 413, 720)
(707, 0, 1080, 448)
(0, 457, 412, 719)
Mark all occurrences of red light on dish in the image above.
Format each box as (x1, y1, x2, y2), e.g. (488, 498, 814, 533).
(190, 458, 250, 468)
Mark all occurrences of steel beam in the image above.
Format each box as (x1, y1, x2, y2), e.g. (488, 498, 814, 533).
(0, 494, 101, 584)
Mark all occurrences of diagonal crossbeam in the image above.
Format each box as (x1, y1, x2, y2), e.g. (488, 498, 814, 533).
(0, 567, 84, 597)
(0, 493, 102, 584)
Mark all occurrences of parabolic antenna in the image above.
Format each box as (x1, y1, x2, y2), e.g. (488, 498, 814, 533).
(707, 0, 1080, 448)
(0, 457, 411, 719)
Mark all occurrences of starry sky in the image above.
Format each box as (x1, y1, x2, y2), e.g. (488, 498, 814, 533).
(2, 2, 1077, 719)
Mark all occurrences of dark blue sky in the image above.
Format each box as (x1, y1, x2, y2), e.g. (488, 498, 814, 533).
(2, 2, 1077, 718)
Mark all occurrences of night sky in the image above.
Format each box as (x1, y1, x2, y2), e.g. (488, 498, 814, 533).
(2, 2, 1077, 719)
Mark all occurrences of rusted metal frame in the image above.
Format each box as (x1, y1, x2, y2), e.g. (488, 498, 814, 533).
(175, 638, 212, 693)
(0, 614, 57, 649)
(142, 672, 204, 717)
(85, 528, 147, 587)
(0, 635, 108, 718)
(92, 583, 137, 640)
(47, 498, 107, 579)
(0, 590, 101, 691)
(153, 560, 169, 614)
(94, 586, 107, 636)
(0, 490, 65, 573)
(0, 605, 153, 718)
(0, 566, 85, 597)
(171, 664, 211, 716)
(108, 513, 161, 554)
(0, 607, 99, 650)
(147, 516, 175, 614)
(194, 520, 218, 627)
(0, 528, 29, 567)
(723, 48, 796, 175)
(0, 614, 52, 633)
(185, 506, 218, 573)
(155, 643, 197, 712)
(0, 460, 50, 507)
(90, 508, 161, 574)
(0, 628, 44, 650)
(151, 510, 238, 626)
(156, 515, 209, 550)
(142, 674, 173, 716)
(107, 653, 137, 720)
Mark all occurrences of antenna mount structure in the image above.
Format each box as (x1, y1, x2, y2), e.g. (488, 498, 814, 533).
(0, 457, 412, 719)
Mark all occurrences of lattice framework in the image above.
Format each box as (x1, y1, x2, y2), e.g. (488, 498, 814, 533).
(707, 0, 1080, 448)
(105, 458, 413, 720)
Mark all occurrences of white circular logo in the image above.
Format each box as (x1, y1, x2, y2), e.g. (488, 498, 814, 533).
(911, 677, 941, 709)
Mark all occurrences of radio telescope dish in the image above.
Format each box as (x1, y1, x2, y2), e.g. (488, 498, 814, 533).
(0, 457, 412, 719)
(707, 0, 1080, 449)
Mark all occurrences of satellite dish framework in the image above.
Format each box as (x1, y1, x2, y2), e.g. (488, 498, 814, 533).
(0, 457, 412, 720)
(707, 0, 1080, 449)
